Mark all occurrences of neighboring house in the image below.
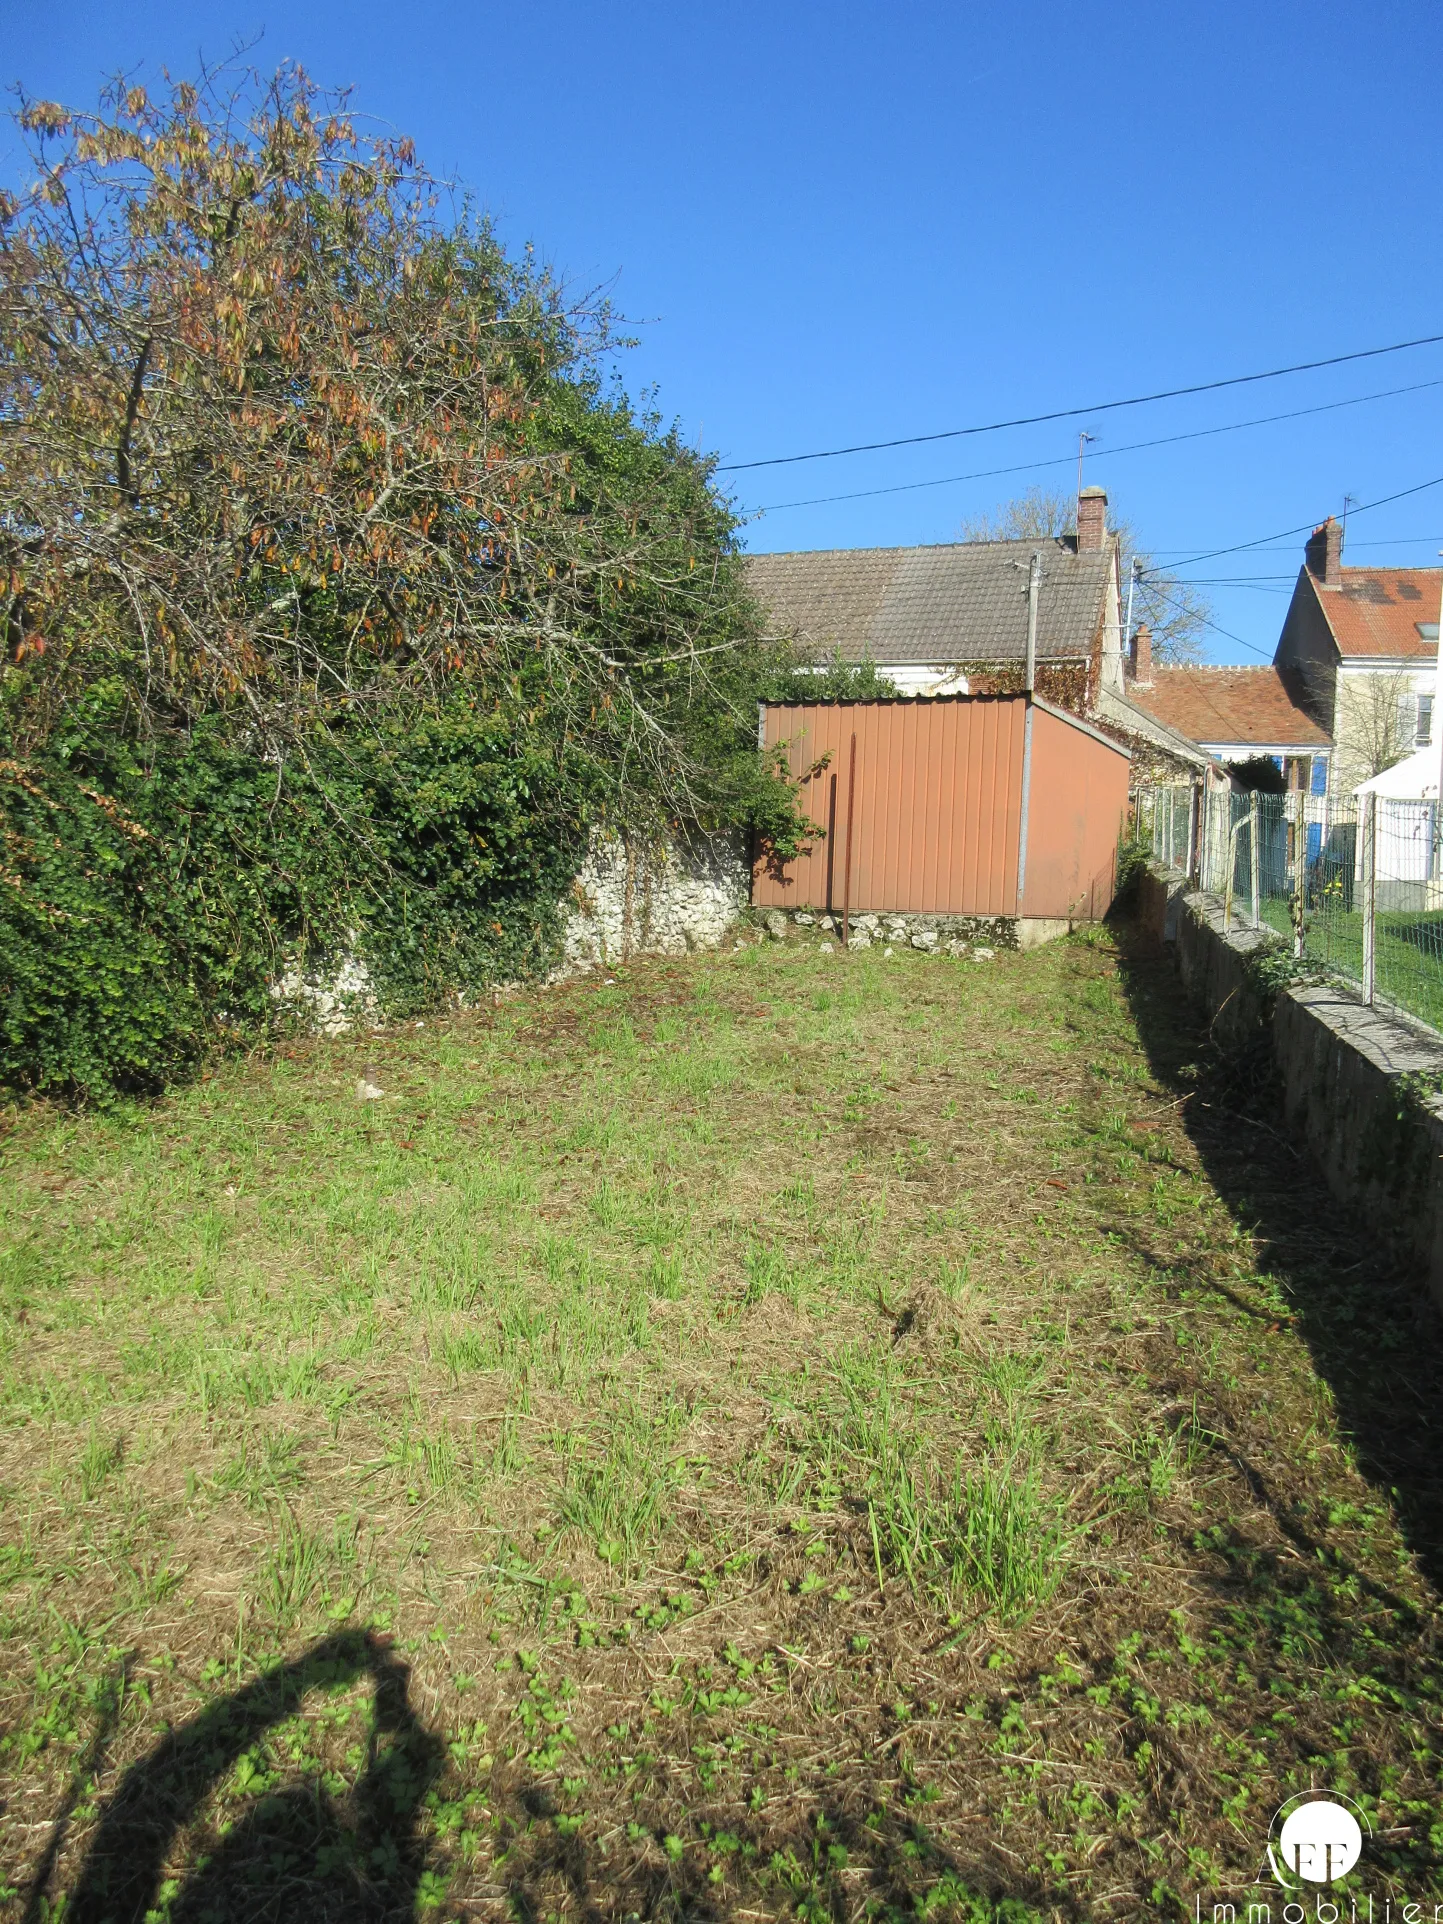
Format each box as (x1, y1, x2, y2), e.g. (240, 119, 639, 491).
(745, 485, 1125, 705)
(1273, 518, 1440, 796)
(1122, 625, 1330, 792)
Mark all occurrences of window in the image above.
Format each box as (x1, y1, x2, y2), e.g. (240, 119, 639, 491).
(1399, 691, 1434, 748)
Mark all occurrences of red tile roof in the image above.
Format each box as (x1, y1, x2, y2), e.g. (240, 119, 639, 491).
(1312, 566, 1442, 659)
(1126, 665, 1329, 751)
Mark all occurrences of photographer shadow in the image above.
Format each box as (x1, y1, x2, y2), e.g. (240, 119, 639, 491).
(55, 1629, 442, 1924)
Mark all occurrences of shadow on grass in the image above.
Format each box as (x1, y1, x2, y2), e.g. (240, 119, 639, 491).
(1113, 919, 1443, 1598)
(51, 1629, 442, 1924)
(492, 1785, 1045, 1924)
(44, 1627, 1045, 1924)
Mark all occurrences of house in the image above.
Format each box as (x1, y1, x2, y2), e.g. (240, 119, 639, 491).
(745, 485, 1209, 781)
(1273, 518, 1440, 797)
(746, 486, 1124, 703)
(1122, 624, 1330, 792)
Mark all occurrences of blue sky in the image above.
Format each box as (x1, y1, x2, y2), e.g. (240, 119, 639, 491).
(5, 0, 1442, 662)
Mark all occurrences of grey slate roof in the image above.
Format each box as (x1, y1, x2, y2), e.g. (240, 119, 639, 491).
(744, 536, 1113, 666)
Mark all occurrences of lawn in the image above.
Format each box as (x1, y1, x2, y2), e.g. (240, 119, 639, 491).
(2, 928, 1441, 1921)
(1258, 895, 1443, 1034)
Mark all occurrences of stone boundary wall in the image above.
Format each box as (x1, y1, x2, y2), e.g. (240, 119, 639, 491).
(756, 906, 1010, 959)
(754, 907, 1086, 954)
(1138, 863, 1443, 1304)
(272, 830, 751, 1032)
(559, 830, 750, 972)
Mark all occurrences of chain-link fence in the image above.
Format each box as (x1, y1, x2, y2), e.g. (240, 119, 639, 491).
(1139, 782, 1443, 1035)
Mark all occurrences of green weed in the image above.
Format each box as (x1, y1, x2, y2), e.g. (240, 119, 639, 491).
(555, 1403, 683, 1569)
(77, 1426, 122, 1499)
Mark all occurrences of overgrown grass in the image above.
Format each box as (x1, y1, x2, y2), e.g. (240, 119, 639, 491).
(1, 929, 1440, 1920)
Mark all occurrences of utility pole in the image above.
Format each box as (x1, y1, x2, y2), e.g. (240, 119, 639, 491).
(1016, 551, 1043, 913)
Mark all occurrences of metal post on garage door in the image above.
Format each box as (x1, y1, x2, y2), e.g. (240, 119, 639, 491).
(842, 731, 857, 948)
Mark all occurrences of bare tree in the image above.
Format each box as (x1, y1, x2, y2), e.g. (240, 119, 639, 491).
(1334, 670, 1424, 787)
(956, 486, 1073, 543)
(957, 487, 1208, 664)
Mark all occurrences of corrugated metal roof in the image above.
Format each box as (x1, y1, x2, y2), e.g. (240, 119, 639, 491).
(761, 689, 1129, 756)
(744, 536, 1114, 665)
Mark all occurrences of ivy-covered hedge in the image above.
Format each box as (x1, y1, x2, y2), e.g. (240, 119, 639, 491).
(0, 685, 598, 1099)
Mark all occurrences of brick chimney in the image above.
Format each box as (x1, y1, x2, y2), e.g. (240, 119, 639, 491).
(1129, 623, 1154, 687)
(1305, 516, 1343, 586)
(1076, 485, 1108, 553)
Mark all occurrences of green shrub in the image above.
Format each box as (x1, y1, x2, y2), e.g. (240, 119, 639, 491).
(0, 688, 590, 1098)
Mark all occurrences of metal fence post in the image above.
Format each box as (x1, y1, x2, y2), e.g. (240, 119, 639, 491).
(1202, 788, 1214, 894)
(1361, 789, 1376, 1006)
(1224, 808, 1239, 933)
(1203, 788, 1216, 896)
(1249, 792, 1261, 929)
(1186, 782, 1199, 885)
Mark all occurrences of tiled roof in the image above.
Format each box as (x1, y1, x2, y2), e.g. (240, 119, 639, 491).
(1127, 666, 1329, 750)
(743, 536, 1113, 665)
(1311, 566, 1443, 659)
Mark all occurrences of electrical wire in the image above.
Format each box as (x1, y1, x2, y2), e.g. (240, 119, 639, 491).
(1152, 473, 1443, 574)
(744, 377, 1443, 516)
(1151, 534, 1443, 555)
(1140, 582, 1276, 661)
(718, 330, 1443, 473)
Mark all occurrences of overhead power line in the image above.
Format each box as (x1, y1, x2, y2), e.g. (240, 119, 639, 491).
(1152, 472, 1443, 575)
(1141, 582, 1276, 661)
(746, 377, 1443, 516)
(717, 330, 1443, 473)
(1151, 533, 1443, 555)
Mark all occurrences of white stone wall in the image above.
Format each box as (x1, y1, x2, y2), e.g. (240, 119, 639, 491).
(269, 831, 749, 1032)
(559, 830, 750, 970)
(271, 951, 379, 1037)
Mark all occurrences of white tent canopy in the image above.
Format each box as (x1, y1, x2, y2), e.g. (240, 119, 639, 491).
(1353, 747, 1439, 801)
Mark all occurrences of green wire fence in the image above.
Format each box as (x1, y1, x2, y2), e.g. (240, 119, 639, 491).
(1139, 782, 1443, 1035)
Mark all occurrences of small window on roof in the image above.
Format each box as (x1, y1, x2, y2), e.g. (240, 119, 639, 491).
(1417, 622, 1440, 640)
